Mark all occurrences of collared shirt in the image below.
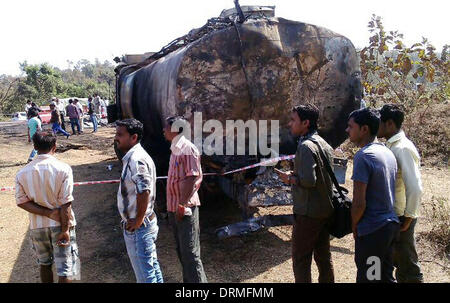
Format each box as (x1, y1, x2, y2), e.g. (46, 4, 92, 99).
(75, 103, 83, 116)
(56, 102, 65, 114)
(166, 135, 202, 212)
(15, 154, 76, 230)
(66, 104, 79, 119)
(352, 142, 399, 236)
(386, 131, 423, 218)
(292, 131, 334, 219)
(117, 143, 156, 222)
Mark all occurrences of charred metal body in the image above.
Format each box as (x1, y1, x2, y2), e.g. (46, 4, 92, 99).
(112, 5, 361, 238)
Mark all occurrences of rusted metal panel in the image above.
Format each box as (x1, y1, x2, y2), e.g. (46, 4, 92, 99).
(114, 8, 360, 229)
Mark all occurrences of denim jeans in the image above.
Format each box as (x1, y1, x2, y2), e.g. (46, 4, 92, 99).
(52, 122, 70, 137)
(123, 216, 163, 283)
(69, 118, 81, 134)
(90, 114, 98, 132)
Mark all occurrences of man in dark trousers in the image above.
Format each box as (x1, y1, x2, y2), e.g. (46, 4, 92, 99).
(378, 104, 424, 283)
(163, 116, 207, 283)
(346, 108, 399, 283)
(276, 104, 335, 283)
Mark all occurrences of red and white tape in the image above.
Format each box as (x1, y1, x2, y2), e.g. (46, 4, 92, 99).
(0, 154, 295, 192)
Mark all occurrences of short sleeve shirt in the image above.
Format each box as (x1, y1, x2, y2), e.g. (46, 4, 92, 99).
(166, 136, 203, 212)
(28, 117, 41, 138)
(352, 142, 399, 236)
(15, 154, 76, 230)
(117, 143, 156, 221)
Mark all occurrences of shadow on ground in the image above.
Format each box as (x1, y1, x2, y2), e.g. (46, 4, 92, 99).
(8, 156, 301, 282)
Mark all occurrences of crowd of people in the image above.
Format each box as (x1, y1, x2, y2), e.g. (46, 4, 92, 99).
(14, 103, 423, 284)
(25, 95, 107, 162)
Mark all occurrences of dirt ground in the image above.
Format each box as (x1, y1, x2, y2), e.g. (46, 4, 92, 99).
(0, 122, 449, 283)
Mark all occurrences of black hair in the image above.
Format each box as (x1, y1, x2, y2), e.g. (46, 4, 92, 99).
(292, 104, 319, 132)
(116, 118, 144, 141)
(31, 102, 37, 107)
(349, 108, 380, 136)
(28, 108, 39, 118)
(379, 104, 404, 129)
(165, 116, 188, 134)
(69, 99, 73, 104)
(32, 131, 56, 153)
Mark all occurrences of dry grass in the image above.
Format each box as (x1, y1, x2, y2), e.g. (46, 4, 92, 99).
(0, 123, 449, 283)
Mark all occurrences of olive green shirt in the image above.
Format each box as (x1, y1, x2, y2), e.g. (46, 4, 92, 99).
(292, 132, 334, 219)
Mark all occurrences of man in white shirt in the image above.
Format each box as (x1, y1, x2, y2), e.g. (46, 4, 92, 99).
(15, 131, 80, 283)
(55, 98, 66, 131)
(378, 104, 424, 283)
(25, 100, 32, 114)
(74, 99, 84, 132)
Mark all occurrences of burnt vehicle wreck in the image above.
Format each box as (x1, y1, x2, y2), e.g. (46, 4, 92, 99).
(109, 3, 362, 238)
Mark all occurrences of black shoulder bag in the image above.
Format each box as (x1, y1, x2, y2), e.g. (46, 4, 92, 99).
(309, 139, 353, 238)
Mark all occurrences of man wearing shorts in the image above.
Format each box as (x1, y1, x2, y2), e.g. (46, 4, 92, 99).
(15, 131, 80, 283)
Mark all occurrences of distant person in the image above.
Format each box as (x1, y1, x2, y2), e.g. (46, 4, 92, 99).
(88, 97, 98, 132)
(55, 98, 66, 131)
(31, 102, 42, 112)
(99, 98, 107, 119)
(346, 108, 399, 283)
(164, 116, 208, 283)
(27, 102, 42, 121)
(15, 131, 80, 283)
(27, 109, 42, 162)
(74, 99, 84, 133)
(276, 104, 335, 283)
(378, 104, 424, 283)
(66, 99, 81, 135)
(93, 94, 100, 114)
(25, 100, 32, 114)
(114, 118, 163, 283)
(49, 103, 70, 138)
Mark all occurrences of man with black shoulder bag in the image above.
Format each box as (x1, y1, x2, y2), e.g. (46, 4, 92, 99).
(276, 104, 337, 283)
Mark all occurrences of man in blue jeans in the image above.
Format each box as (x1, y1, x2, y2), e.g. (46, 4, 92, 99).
(346, 108, 400, 283)
(66, 99, 81, 135)
(50, 103, 70, 138)
(88, 97, 98, 132)
(114, 118, 163, 283)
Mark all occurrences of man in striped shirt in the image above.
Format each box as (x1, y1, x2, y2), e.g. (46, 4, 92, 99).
(15, 131, 80, 283)
(115, 118, 163, 283)
(164, 116, 207, 283)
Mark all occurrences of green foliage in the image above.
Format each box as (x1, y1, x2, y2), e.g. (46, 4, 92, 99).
(360, 15, 449, 165)
(0, 59, 115, 114)
(360, 15, 449, 110)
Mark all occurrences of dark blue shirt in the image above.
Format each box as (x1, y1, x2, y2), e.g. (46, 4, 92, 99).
(352, 142, 399, 236)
